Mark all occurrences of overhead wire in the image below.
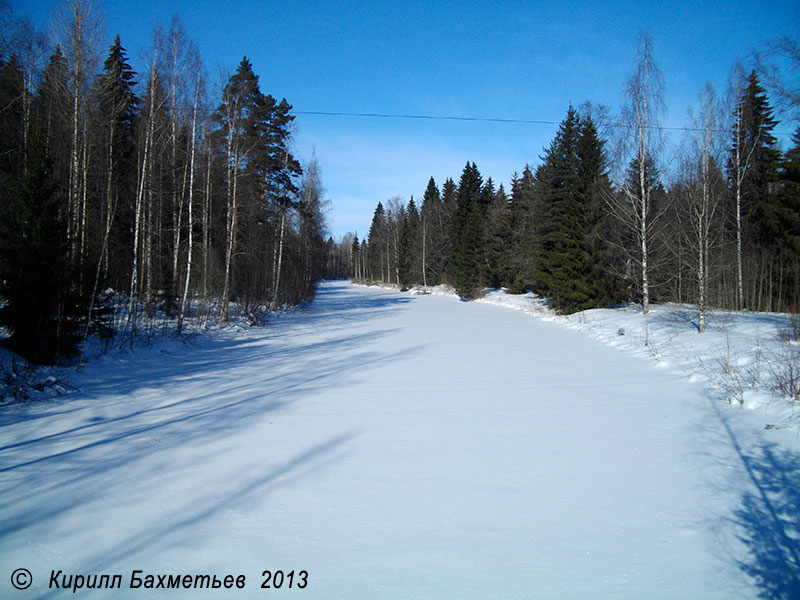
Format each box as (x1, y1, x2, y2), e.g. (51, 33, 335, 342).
(294, 109, 795, 137)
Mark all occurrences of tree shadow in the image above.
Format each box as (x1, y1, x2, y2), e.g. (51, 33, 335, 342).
(0, 281, 424, 577)
(704, 399, 800, 599)
(731, 442, 800, 600)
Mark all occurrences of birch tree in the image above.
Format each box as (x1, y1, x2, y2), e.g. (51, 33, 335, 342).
(611, 31, 666, 314)
(177, 65, 205, 331)
(51, 0, 104, 267)
(683, 83, 726, 332)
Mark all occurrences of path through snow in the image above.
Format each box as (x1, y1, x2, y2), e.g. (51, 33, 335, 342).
(2, 281, 798, 599)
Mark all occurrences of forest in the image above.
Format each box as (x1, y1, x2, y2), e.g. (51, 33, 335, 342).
(336, 35, 799, 329)
(0, 2, 328, 365)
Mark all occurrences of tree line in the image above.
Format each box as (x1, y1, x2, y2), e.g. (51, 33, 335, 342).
(342, 34, 799, 326)
(0, 1, 328, 365)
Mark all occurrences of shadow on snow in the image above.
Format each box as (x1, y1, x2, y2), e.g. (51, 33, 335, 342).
(704, 399, 800, 600)
(0, 281, 421, 578)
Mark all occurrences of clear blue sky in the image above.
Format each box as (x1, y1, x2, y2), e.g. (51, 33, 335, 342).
(12, 0, 800, 239)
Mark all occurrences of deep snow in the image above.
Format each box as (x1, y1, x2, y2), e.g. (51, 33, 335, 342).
(1, 281, 798, 599)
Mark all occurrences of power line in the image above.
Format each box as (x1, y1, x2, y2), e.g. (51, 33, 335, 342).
(295, 110, 558, 126)
(294, 109, 795, 137)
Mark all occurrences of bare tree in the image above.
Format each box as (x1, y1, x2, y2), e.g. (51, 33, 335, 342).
(6, 15, 48, 167)
(682, 83, 726, 332)
(50, 0, 104, 265)
(753, 33, 800, 121)
(158, 15, 201, 296)
(608, 31, 666, 314)
(178, 64, 206, 331)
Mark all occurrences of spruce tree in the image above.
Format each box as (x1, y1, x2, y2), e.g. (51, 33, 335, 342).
(451, 163, 485, 297)
(774, 128, 800, 309)
(577, 114, 623, 304)
(399, 197, 420, 288)
(93, 35, 138, 289)
(453, 204, 483, 299)
(440, 177, 457, 280)
(0, 148, 83, 364)
(532, 106, 596, 313)
(420, 177, 443, 284)
(509, 166, 536, 293)
(733, 71, 782, 246)
(367, 202, 387, 281)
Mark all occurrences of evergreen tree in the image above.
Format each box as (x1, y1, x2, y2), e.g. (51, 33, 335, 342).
(508, 166, 536, 292)
(486, 184, 513, 289)
(453, 204, 483, 299)
(451, 163, 485, 297)
(451, 162, 483, 249)
(733, 71, 782, 246)
(0, 54, 24, 190)
(728, 70, 783, 309)
(532, 106, 596, 313)
(440, 177, 457, 280)
(367, 201, 387, 281)
(92, 34, 138, 289)
(0, 148, 83, 364)
(419, 177, 443, 285)
(399, 196, 420, 288)
(773, 128, 800, 309)
(577, 114, 623, 304)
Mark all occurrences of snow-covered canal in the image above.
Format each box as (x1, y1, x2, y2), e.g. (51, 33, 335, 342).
(2, 281, 797, 599)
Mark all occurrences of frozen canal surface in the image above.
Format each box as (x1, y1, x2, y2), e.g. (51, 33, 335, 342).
(2, 281, 798, 599)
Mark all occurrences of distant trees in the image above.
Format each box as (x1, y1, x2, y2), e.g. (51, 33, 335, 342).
(339, 31, 798, 319)
(0, 2, 327, 364)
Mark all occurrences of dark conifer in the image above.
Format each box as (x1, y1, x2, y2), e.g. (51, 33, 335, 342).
(0, 148, 83, 364)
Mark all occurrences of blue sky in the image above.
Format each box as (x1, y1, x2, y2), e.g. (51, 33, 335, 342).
(12, 0, 800, 239)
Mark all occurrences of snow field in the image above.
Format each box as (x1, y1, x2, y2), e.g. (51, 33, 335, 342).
(1, 281, 798, 598)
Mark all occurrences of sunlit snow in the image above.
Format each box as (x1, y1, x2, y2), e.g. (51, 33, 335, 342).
(2, 281, 798, 599)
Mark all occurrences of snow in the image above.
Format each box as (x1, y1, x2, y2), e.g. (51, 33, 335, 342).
(2, 280, 799, 598)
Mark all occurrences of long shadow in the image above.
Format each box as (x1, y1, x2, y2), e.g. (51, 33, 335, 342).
(35, 432, 357, 600)
(732, 442, 800, 600)
(707, 400, 800, 599)
(0, 281, 422, 564)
